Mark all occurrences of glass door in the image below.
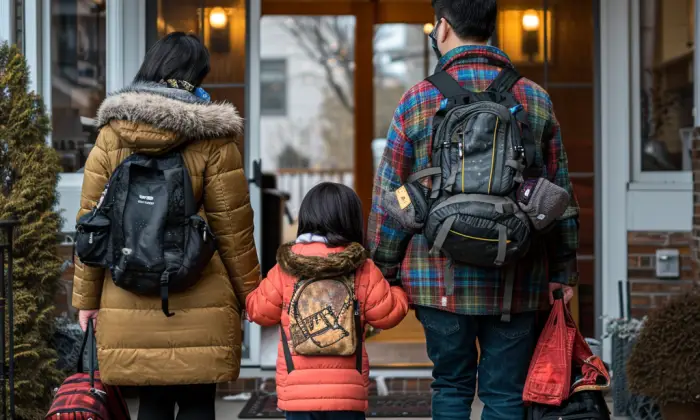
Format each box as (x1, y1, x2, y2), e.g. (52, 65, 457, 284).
(257, 11, 357, 368)
(367, 22, 435, 368)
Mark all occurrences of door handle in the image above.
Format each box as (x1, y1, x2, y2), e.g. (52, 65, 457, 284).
(247, 159, 262, 187)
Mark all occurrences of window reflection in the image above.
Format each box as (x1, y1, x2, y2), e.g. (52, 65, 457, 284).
(261, 59, 287, 116)
(149, 0, 247, 154)
(260, 15, 356, 219)
(497, 9, 552, 65)
(640, 0, 695, 171)
(372, 23, 438, 172)
(51, 0, 106, 173)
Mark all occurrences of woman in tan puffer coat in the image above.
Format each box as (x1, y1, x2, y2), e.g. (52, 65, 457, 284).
(72, 32, 260, 419)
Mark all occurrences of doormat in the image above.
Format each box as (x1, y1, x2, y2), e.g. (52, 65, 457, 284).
(239, 393, 432, 418)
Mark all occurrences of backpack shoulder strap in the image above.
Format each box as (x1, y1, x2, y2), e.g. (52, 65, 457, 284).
(487, 67, 522, 93)
(426, 71, 468, 98)
(158, 151, 198, 215)
(174, 152, 198, 215)
(486, 67, 543, 177)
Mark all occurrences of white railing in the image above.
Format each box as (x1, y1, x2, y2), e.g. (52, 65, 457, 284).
(275, 168, 354, 219)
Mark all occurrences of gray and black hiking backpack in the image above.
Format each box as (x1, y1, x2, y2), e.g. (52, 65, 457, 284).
(409, 66, 542, 292)
(75, 151, 216, 317)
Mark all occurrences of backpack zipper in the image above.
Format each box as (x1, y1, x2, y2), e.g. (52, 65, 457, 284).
(487, 117, 500, 195)
(449, 229, 511, 244)
(457, 130, 465, 193)
(48, 407, 104, 418)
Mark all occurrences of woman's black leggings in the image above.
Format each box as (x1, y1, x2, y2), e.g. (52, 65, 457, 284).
(138, 383, 216, 420)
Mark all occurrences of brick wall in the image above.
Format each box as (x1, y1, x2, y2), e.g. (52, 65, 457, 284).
(693, 127, 700, 282)
(626, 128, 700, 318)
(627, 232, 694, 319)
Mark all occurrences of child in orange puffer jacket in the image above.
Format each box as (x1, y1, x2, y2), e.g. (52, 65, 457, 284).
(246, 182, 409, 420)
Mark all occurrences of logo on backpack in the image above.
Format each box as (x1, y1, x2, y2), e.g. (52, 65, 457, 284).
(137, 194, 155, 205)
(74, 151, 217, 317)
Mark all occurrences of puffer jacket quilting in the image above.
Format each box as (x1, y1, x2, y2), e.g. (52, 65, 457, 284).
(72, 82, 260, 386)
(246, 242, 409, 412)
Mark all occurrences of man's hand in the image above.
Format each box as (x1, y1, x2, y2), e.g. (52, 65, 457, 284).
(549, 283, 574, 305)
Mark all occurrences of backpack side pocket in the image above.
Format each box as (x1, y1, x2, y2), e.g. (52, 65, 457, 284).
(75, 210, 111, 268)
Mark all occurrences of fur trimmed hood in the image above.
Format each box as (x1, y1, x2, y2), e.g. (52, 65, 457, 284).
(97, 82, 243, 141)
(276, 242, 368, 279)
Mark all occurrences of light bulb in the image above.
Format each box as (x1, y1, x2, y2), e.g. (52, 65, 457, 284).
(209, 7, 228, 29)
(522, 10, 540, 32)
(423, 23, 434, 35)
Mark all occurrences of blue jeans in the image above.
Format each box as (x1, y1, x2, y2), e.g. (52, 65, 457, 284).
(416, 306, 537, 420)
(285, 412, 365, 420)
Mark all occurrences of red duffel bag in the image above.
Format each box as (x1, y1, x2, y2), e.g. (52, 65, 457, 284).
(523, 288, 610, 406)
(46, 322, 130, 420)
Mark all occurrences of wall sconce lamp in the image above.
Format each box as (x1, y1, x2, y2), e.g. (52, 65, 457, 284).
(209, 7, 228, 29)
(206, 7, 231, 53)
(521, 9, 540, 62)
(423, 23, 434, 35)
(522, 9, 540, 31)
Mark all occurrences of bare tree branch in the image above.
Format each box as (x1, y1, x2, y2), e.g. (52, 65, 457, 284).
(283, 17, 354, 112)
(281, 18, 400, 117)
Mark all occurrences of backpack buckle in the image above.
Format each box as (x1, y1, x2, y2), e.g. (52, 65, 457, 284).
(514, 145, 525, 158)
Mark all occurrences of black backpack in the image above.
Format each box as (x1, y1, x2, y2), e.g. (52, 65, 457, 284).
(407, 67, 541, 315)
(75, 151, 216, 317)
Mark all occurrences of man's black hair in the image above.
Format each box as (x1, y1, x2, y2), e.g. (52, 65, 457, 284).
(297, 182, 365, 247)
(133, 32, 211, 86)
(431, 0, 497, 42)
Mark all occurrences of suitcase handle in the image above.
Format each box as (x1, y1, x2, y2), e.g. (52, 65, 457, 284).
(76, 320, 97, 390)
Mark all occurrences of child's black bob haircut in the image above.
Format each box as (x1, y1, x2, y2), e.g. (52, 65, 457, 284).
(133, 32, 211, 87)
(297, 182, 364, 247)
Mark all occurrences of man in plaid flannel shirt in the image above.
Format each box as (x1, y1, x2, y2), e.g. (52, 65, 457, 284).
(367, 0, 579, 418)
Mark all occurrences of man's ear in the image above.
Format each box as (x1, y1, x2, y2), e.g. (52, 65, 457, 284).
(439, 18, 451, 43)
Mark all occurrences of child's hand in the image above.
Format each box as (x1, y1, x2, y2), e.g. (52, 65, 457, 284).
(365, 325, 382, 339)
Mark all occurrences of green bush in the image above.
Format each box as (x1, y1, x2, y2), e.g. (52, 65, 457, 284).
(0, 42, 64, 419)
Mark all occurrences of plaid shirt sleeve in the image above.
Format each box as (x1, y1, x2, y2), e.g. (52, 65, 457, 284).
(366, 104, 414, 284)
(543, 107, 580, 286)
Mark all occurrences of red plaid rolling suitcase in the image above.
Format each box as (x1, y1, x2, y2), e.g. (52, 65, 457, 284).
(46, 322, 130, 420)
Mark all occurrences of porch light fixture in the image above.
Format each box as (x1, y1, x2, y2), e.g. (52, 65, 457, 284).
(522, 9, 540, 31)
(423, 23, 434, 35)
(521, 9, 541, 62)
(209, 7, 228, 29)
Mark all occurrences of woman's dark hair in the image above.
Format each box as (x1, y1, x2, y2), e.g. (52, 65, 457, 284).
(133, 32, 211, 86)
(432, 0, 497, 42)
(297, 182, 364, 247)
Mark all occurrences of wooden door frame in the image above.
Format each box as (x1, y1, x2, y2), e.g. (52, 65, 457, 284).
(261, 0, 434, 218)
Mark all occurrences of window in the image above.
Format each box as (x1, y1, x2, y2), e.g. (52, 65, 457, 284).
(261, 59, 287, 116)
(147, 0, 247, 155)
(50, 0, 107, 173)
(636, 0, 695, 173)
(372, 23, 437, 175)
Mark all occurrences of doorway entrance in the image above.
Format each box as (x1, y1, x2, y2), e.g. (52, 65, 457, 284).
(258, 0, 597, 368)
